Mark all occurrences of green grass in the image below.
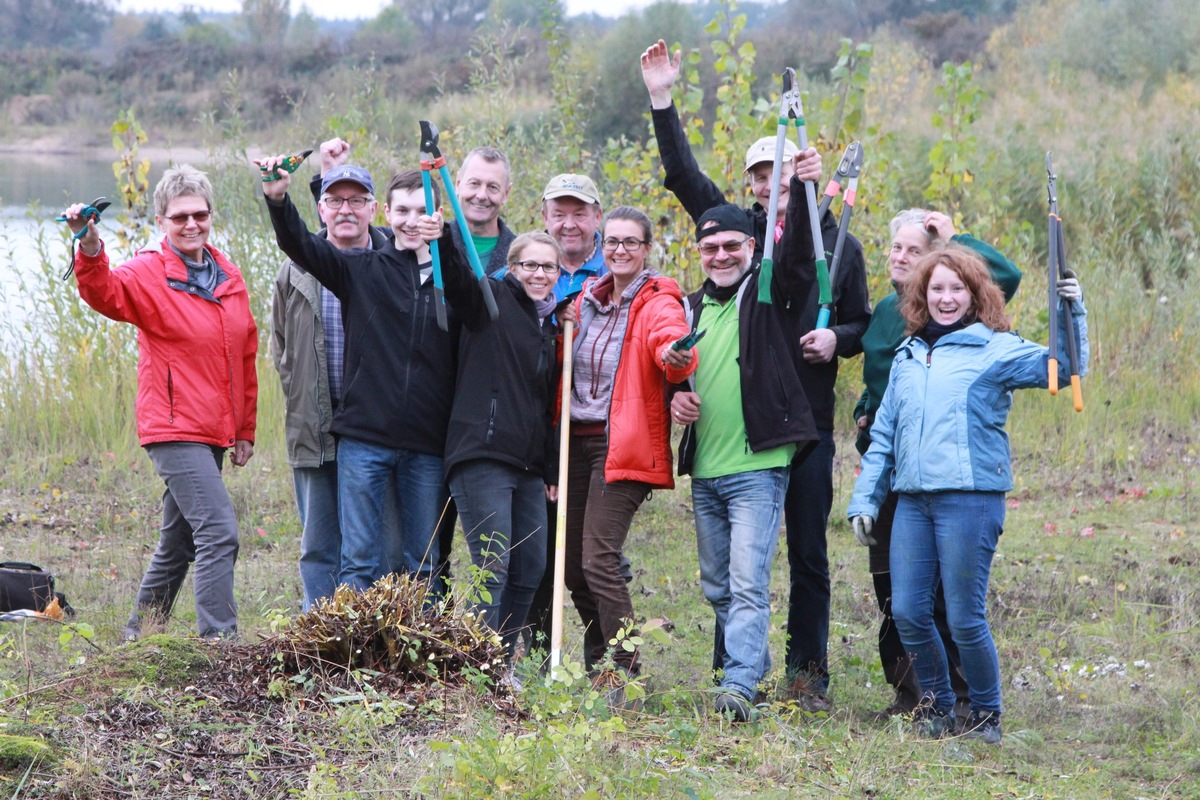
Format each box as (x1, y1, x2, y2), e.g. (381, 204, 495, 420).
(0, 427, 1196, 798)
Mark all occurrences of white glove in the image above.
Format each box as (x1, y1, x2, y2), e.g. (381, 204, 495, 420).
(1056, 269, 1082, 304)
(852, 515, 876, 547)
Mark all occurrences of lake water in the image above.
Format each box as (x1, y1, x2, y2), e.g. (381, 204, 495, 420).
(0, 153, 180, 353)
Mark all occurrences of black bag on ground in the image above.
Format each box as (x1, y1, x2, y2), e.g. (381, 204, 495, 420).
(0, 562, 74, 616)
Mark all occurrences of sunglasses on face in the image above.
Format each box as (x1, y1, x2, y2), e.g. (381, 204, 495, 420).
(164, 210, 212, 225)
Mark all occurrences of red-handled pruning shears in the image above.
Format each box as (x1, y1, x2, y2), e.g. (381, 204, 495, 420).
(815, 141, 862, 329)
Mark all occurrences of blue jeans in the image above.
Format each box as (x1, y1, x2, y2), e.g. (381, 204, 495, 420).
(336, 437, 448, 592)
(890, 491, 1005, 714)
(693, 467, 789, 700)
(783, 428, 834, 692)
(449, 459, 548, 653)
(293, 462, 340, 611)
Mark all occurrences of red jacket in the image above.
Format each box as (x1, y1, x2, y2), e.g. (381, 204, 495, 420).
(74, 239, 258, 449)
(573, 274, 697, 488)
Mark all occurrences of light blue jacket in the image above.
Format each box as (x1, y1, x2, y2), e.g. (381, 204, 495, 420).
(848, 301, 1088, 520)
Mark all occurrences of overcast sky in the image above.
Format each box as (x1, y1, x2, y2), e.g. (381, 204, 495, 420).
(114, 0, 654, 20)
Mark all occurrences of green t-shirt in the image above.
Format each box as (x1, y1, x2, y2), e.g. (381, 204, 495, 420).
(472, 234, 500, 265)
(692, 295, 795, 479)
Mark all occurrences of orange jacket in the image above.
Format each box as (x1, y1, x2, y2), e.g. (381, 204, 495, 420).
(573, 273, 697, 488)
(74, 239, 258, 449)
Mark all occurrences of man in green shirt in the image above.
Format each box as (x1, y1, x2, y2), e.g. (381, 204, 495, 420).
(451, 146, 516, 276)
(671, 196, 820, 722)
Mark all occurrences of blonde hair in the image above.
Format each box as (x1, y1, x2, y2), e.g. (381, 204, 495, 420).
(507, 231, 563, 265)
(154, 164, 213, 217)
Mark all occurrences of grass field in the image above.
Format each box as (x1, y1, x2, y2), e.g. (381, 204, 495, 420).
(0, 411, 1195, 797)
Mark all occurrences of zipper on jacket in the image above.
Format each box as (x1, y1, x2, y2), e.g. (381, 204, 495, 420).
(767, 344, 791, 422)
(167, 366, 174, 423)
(486, 398, 497, 444)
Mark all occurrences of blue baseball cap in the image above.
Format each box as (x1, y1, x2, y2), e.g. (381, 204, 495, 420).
(320, 165, 374, 196)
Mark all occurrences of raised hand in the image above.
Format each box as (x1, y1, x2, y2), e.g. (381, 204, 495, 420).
(319, 138, 352, 173)
(640, 39, 681, 110)
(253, 155, 293, 201)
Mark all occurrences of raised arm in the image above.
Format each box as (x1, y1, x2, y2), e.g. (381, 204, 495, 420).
(643, 40, 729, 223)
(256, 155, 352, 297)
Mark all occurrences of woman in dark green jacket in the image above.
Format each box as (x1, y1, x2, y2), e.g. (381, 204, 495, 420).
(853, 209, 1021, 720)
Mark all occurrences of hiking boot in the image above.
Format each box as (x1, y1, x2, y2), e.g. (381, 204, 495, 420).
(961, 709, 1002, 744)
(781, 674, 834, 714)
(592, 668, 644, 712)
(868, 689, 920, 721)
(714, 690, 757, 723)
(911, 698, 954, 739)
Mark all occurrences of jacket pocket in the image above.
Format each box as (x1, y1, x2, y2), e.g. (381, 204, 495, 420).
(166, 364, 175, 424)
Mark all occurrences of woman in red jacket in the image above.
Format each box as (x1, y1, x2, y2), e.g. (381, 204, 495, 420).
(63, 165, 257, 641)
(565, 206, 698, 682)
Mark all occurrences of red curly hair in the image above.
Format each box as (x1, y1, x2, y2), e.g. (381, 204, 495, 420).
(901, 246, 1010, 335)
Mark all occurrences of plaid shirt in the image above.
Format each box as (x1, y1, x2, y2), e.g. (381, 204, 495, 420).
(320, 285, 345, 409)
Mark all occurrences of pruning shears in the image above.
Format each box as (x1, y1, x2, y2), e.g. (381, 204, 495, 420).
(1046, 151, 1083, 412)
(260, 148, 313, 182)
(758, 69, 831, 324)
(815, 141, 863, 329)
(419, 120, 499, 331)
(56, 196, 111, 279)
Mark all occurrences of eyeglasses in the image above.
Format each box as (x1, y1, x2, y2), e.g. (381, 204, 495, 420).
(601, 237, 647, 251)
(513, 260, 561, 275)
(164, 210, 212, 225)
(698, 236, 750, 257)
(322, 196, 373, 210)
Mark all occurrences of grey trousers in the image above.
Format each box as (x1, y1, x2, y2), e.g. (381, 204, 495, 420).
(126, 442, 240, 639)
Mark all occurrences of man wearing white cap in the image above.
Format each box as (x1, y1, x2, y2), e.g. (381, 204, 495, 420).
(642, 39, 871, 709)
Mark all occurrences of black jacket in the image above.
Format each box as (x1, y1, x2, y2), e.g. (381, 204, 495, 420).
(441, 262, 560, 483)
(267, 194, 460, 456)
(675, 190, 820, 476)
(652, 103, 871, 429)
(450, 216, 517, 279)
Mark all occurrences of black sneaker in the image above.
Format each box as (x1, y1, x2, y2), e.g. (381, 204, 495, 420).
(961, 709, 1002, 744)
(911, 698, 954, 739)
(714, 690, 757, 723)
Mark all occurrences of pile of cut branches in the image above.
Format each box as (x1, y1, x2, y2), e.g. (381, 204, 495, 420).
(264, 574, 506, 687)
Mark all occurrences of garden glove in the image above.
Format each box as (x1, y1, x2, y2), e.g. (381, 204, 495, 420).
(852, 515, 876, 547)
(1056, 268, 1082, 306)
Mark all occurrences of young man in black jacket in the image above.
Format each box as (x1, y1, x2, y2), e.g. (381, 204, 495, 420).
(259, 155, 460, 595)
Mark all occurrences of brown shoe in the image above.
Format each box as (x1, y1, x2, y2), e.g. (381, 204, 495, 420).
(781, 674, 834, 713)
(867, 690, 920, 722)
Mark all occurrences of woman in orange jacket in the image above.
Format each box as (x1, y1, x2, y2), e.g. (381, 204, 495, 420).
(564, 206, 698, 680)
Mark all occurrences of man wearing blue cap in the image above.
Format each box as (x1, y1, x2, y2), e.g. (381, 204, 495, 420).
(259, 144, 461, 597)
(272, 138, 390, 610)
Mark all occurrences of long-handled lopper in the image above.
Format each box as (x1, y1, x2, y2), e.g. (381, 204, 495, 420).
(1046, 151, 1083, 412)
(815, 141, 862, 329)
(549, 269, 593, 674)
(757, 69, 831, 323)
(419, 120, 499, 332)
(56, 196, 111, 279)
